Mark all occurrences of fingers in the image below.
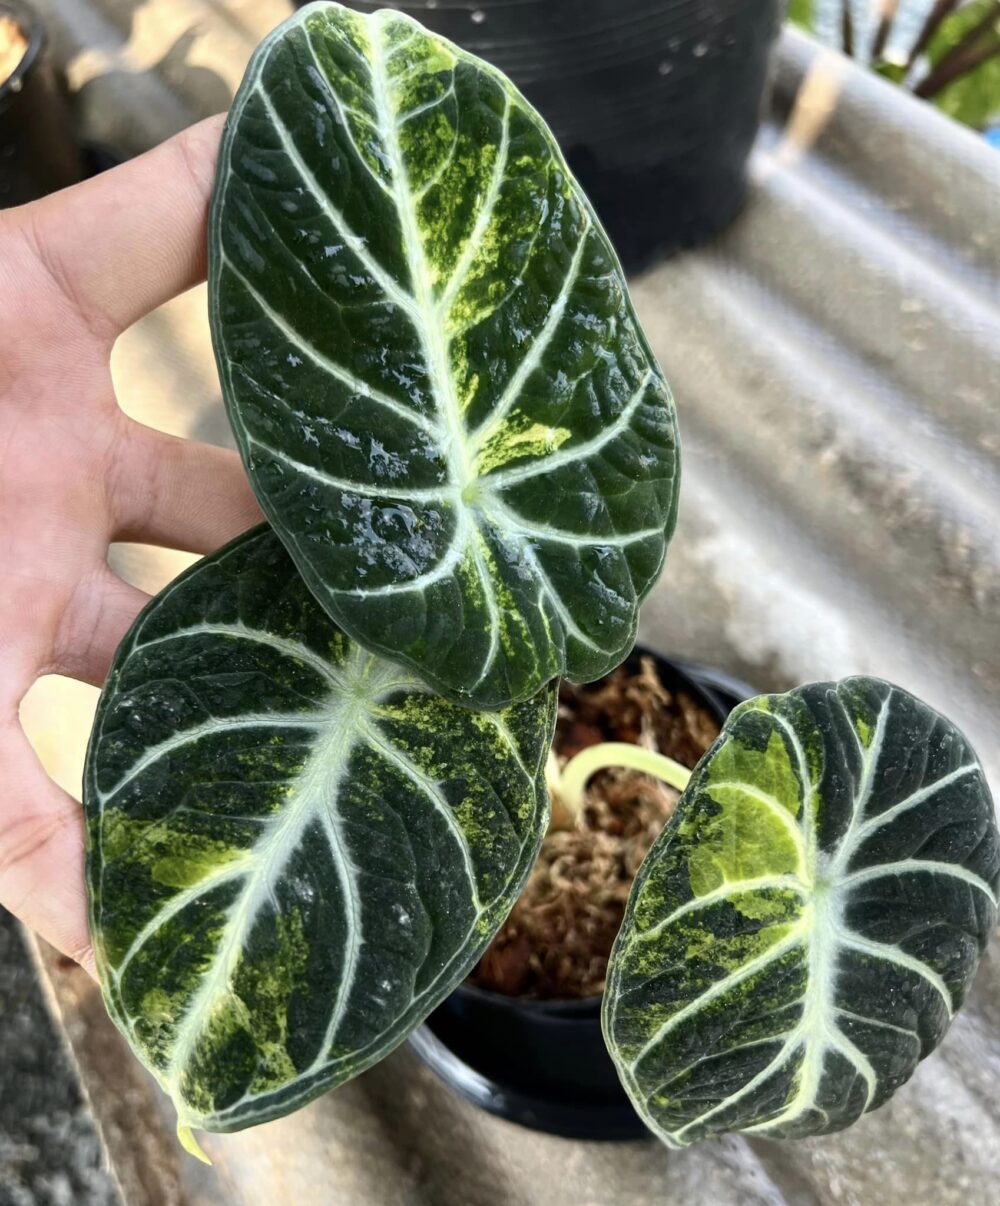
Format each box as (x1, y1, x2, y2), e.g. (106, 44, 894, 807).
(13, 115, 225, 342)
(51, 567, 151, 687)
(0, 568, 148, 980)
(0, 720, 94, 976)
(112, 422, 262, 554)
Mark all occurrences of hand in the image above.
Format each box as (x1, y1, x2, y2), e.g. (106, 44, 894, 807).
(0, 117, 262, 975)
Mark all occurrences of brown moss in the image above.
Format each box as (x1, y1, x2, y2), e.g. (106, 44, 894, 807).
(469, 657, 720, 1001)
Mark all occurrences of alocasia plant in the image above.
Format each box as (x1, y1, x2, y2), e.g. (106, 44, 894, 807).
(86, 525, 555, 1154)
(208, 0, 679, 710)
(596, 679, 998, 1145)
(83, 0, 998, 1160)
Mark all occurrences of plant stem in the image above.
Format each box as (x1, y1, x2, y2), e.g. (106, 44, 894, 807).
(554, 742, 692, 821)
(906, 0, 961, 70)
(914, 11, 1000, 98)
(841, 0, 855, 58)
(872, 0, 900, 61)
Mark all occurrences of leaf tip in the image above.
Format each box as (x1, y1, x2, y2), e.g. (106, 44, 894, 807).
(177, 1123, 213, 1165)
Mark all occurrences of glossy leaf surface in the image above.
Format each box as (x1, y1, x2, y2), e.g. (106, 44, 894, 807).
(84, 526, 555, 1135)
(208, 2, 679, 707)
(605, 678, 999, 1146)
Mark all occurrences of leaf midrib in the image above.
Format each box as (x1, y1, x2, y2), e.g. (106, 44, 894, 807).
(367, 16, 472, 497)
(108, 626, 521, 1122)
(161, 681, 367, 1104)
(113, 643, 406, 1103)
(619, 688, 979, 1143)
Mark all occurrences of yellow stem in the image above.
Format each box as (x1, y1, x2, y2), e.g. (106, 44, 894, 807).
(554, 742, 692, 821)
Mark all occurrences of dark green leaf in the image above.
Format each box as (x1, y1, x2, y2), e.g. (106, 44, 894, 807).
(208, 2, 679, 709)
(604, 678, 998, 1146)
(84, 526, 555, 1137)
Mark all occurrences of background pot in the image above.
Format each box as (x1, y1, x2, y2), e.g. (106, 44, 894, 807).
(410, 649, 754, 1139)
(0, 0, 81, 207)
(333, 0, 782, 270)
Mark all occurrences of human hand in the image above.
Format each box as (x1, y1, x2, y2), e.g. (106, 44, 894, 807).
(0, 116, 262, 975)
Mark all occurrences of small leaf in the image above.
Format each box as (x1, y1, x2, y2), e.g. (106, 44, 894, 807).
(208, 2, 679, 708)
(787, 0, 816, 30)
(84, 526, 555, 1134)
(604, 678, 998, 1146)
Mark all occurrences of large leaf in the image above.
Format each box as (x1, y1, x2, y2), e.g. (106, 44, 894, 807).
(604, 678, 998, 1146)
(208, 2, 679, 709)
(84, 526, 555, 1139)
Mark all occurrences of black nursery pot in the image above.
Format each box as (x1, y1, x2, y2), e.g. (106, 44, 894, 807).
(0, 0, 81, 207)
(334, 0, 781, 270)
(409, 649, 754, 1140)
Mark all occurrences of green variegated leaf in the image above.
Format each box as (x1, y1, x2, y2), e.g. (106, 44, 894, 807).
(604, 678, 999, 1147)
(84, 526, 555, 1141)
(208, 2, 679, 709)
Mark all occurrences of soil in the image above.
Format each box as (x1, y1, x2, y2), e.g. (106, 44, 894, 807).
(0, 15, 27, 89)
(470, 657, 721, 1001)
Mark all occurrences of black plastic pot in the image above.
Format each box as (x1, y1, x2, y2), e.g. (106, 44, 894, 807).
(409, 649, 753, 1139)
(326, 0, 781, 270)
(0, 0, 81, 207)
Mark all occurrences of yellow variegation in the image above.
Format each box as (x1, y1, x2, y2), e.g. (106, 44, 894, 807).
(604, 678, 999, 1146)
(84, 527, 555, 1143)
(208, 2, 679, 708)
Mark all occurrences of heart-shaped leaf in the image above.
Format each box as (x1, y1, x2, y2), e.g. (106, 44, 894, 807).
(84, 526, 555, 1138)
(208, 2, 679, 708)
(604, 678, 998, 1146)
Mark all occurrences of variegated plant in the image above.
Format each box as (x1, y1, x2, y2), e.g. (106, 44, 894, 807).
(86, 526, 555, 1155)
(84, 0, 998, 1162)
(208, 1, 679, 710)
(599, 678, 998, 1145)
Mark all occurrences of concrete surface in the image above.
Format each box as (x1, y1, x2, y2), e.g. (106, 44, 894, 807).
(7, 4, 1000, 1204)
(0, 910, 119, 1206)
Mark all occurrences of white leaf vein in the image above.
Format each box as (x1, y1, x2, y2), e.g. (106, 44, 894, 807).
(99, 714, 320, 805)
(220, 251, 438, 439)
(485, 367, 657, 489)
(254, 84, 417, 318)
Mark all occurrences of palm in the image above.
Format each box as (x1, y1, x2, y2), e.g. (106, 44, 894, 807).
(0, 117, 261, 972)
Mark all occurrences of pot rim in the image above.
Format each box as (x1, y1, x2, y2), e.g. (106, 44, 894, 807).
(0, 0, 44, 109)
(459, 644, 732, 1015)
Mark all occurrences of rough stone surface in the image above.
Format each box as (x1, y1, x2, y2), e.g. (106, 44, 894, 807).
(9, 4, 1000, 1204)
(0, 910, 120, 1206)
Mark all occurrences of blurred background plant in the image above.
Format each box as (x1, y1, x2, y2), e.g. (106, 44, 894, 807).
(789, 0, 1000, 138)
